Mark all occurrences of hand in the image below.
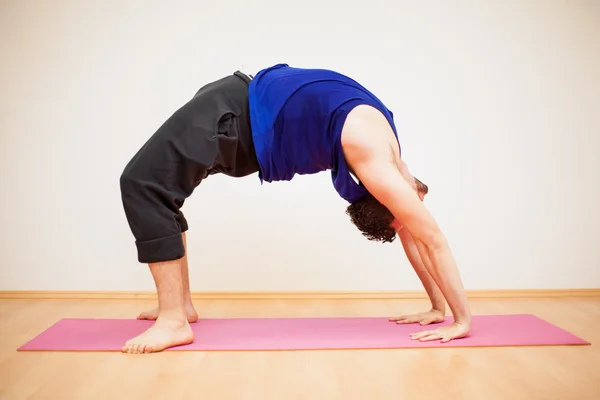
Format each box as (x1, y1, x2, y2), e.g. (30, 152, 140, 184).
(410, 322, 470, 343)
(389, 309, 445, 326)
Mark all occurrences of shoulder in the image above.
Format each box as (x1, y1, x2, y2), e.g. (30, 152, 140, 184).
(341, 104, 398, 165)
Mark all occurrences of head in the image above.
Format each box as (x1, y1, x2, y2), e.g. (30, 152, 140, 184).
(346, 177, 429, 243)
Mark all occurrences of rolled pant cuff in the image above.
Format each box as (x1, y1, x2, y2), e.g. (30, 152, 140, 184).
(135, 232, 185, 264)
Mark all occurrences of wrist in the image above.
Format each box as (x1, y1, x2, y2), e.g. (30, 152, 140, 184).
(429, 307, 445, 317)
(454, 315, 471, 327)
(429, 301, 446, 314)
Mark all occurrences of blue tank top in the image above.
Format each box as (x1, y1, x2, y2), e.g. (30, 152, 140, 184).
(247, 63, 399, 203)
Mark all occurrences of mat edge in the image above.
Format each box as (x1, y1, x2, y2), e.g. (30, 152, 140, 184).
(1, 289, 599, 300)
(16, 314, 591, 351)
(17, 343, 591, 352)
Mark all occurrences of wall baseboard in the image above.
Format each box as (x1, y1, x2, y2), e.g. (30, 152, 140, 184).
(0, 289, 598, 300)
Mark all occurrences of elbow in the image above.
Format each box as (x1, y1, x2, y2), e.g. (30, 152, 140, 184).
(422, 229, 447, 253)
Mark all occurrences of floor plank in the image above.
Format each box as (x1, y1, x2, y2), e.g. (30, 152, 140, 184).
(0, 298, 598, 400)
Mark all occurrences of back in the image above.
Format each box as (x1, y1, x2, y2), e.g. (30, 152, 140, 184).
(248, 63, 399, 203)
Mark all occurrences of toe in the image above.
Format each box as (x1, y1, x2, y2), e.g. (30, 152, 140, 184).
(122, 341, 132, 353)
(128, 343, 139, 354)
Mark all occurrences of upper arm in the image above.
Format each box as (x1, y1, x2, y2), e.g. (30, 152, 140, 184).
(341, 108, 443, 247)
(356, 158, 442, 246)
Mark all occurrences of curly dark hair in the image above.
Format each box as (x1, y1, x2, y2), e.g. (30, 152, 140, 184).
(346, 177, 429, 243)
(346, 194, 397, 243)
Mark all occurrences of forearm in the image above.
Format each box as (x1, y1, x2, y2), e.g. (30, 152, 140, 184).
(414, 236, 471, 325)
(413, 264, 446, 312)
(398, 228, 446, 311)
(344, 145, 471, 326)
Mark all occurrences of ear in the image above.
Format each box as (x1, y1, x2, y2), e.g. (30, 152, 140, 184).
(395, 161, 418, 190)
(391, 219, 404, 231)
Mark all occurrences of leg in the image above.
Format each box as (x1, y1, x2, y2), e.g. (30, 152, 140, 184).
(119, 128, 205, 352)
(179, 232, 198, 318)
(137, 232, 199, 322)
(119, 124, 198, 353)
(119, 72, 258, 353)
(122, 258, 194, 353)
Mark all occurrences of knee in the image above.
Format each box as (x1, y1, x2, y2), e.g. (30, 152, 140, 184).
(119, 166, 156, 222)
(119, 164, 143, 198)
(120, 169, 133, 191)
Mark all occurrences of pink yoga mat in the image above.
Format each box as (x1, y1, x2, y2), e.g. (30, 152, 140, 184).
(18, 314, 589, 352)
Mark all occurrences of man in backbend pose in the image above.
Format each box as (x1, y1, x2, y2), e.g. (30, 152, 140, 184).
(119, 63, 471, 354)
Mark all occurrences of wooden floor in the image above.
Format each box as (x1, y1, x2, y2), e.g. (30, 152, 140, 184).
(0, 297, 598, 400)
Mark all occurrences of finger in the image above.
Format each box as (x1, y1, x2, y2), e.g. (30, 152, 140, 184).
(410, 330, 433, 340)
(390, 315, 414, 322)
(396, 317, 419, 324)
(418, 333, 443, 342)
(440, 330, 468, 343)
(389, 316, 407, 322)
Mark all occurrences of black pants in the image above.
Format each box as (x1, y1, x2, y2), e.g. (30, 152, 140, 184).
(120, 71, 259, 263)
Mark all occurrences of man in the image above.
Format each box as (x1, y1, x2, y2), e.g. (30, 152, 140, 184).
(119, 64, 471, 354)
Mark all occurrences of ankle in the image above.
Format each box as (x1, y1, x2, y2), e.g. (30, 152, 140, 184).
(156, 309, 189, 323)
(155, 317, 190, 332)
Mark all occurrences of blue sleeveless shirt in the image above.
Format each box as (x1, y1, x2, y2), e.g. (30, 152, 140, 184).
(247, 64, 399, 203)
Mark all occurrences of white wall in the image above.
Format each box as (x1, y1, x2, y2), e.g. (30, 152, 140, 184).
(1, 0, 599, 291)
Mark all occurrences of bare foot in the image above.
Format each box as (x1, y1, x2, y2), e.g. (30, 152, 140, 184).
(122, 317, 194, 354)
(137, 304, 199, 323)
